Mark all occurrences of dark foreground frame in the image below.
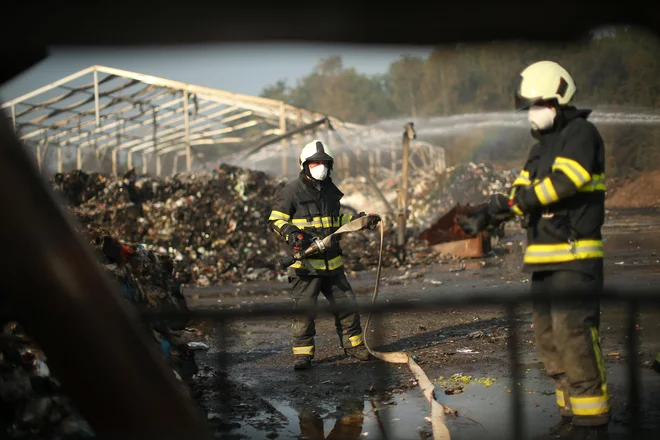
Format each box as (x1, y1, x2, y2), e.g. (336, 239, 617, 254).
(1, 4, 659, 438)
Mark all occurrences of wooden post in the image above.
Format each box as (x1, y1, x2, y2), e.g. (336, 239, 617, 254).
(397, 123, 416, 261)
(57, 145, 63, 173)
(369, 151, 375, 181)
(142, 152, 148, 175)
(376, 148, 382, 178)
(36, 143, 42, 172)
(279, 103, 287, 177)
(76, 147, 83, 170)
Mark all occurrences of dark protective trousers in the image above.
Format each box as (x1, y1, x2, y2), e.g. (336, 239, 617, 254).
(289, 273, 364, 357)
(531, 270, 610, 426)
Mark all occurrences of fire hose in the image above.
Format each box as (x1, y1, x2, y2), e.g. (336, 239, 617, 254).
(281, 214, 451, 440)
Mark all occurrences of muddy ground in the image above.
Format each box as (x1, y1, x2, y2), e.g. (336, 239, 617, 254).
(185, 208, 660, 440)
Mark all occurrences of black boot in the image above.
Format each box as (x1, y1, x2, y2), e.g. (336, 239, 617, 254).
(548, 416, 575, 437)
(293, 356, 312, 371)
(344, 345, 372, 361)
(570, 425, 609, 440)
(532, 416, 574, 439)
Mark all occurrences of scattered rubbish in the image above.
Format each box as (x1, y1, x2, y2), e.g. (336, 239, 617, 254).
(53, 164, 518, 287)
(607, 352, 621, 358)
(188, 342, 210, 351)
(473, 377, 496, 388)
(0, 228, 202, 437)
(444, 386, 465, 395)
(450, 263, 467, 272)
(467, 330, 485, 339)
(456, 348, 479, 354)
(424, 279, 444, 285)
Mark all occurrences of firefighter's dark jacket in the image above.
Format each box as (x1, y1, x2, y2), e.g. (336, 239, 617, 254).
(509, 107, 605, 274)
(267, 172, 353, 276)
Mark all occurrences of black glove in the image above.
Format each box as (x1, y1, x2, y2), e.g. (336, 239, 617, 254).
(354, 212, 380, 230)
(487, 194, 514, 223)
(456, 204, 490, 236)
(288, 231, 313, 254)
(367, 215, 381, 230)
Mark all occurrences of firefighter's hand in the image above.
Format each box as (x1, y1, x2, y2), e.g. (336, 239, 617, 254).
(288, 231, 313, 253)
(354, 212, 380, 230)
(456, 205, 490, 236)
(366, 215, 380, 230)
(487, 194, 512, 215)
(487, 193, 516, 224)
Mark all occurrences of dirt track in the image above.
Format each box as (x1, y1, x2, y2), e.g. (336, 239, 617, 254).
(186, 208, 660, 440)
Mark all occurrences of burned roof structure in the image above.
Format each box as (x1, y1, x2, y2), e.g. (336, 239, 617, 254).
(2, 65, 445, 178)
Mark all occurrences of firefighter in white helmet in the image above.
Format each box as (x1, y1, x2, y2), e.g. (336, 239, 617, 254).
(267, 139, 379, 370)
(458, 61, 609, 439)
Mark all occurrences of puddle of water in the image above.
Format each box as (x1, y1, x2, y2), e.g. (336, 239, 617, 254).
(228, 392, 431, 439)
(224, 363, 660, 440)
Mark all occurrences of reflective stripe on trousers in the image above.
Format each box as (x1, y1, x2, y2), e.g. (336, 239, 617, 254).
(569, 327, 610, 417)
(293, 345, 314, 356)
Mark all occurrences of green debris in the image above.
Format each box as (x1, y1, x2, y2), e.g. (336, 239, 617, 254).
(434, 374, 496, 389)
(474, 377, 496, 388)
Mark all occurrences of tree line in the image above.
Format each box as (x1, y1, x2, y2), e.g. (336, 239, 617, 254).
(260, 26, 660, 177)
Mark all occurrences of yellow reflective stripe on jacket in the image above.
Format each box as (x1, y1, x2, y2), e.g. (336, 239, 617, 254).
(293, 346, 314, 356)
(556, 389, 566, 408)
(290, 256, 344, 271)
(524, 239, 603, 264)
(534, 177, 560, 205)
(655, 352, 660, 363)
(269, 210, 291, 221)
(292, 218, 324, 228)
(272, 219, 288, 229)
(513, 170, 532, 187)
(578, 173, 606, 192)
(291, 216, 344, 229)
(340, 214, 353, 225)
(552, 156, 592, 189)
(511, 204, 523, 216)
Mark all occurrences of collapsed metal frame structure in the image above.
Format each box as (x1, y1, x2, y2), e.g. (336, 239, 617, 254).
(2, 65, 446, 178)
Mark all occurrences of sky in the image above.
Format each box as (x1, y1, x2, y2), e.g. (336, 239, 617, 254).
(0, 43, 434, 102)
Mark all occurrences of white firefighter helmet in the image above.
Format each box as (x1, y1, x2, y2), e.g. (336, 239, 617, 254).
(299, 140, 334, 170)
(515, 61, 576, 110)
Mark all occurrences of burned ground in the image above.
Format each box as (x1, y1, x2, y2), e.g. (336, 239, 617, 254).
(186, 210, 660, 439)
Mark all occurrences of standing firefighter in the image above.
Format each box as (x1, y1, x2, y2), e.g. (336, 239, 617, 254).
(458, 61, 609, 439)
(267, 139, 378, 371)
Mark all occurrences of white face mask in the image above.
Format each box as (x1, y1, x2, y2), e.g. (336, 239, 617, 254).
(309, 165, 328, 181)
(528, 105, 557, 131)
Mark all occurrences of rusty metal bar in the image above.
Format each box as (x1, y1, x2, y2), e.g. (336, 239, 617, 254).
(183, 91, 191, 172)
(0, 106, 212, 439)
